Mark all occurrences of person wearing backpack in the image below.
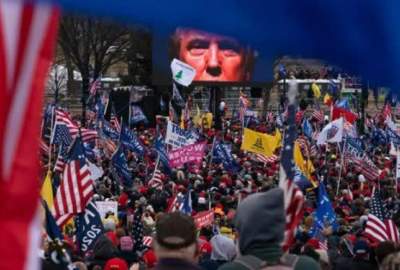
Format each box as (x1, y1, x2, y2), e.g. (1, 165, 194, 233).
(219, 188, 320, 270)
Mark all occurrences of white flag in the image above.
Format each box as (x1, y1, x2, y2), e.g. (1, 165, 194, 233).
(317, 117, 344, 145)
(171, 58, 196, 86)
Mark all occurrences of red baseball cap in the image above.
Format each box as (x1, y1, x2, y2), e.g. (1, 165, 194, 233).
(104, 258, 128, 270)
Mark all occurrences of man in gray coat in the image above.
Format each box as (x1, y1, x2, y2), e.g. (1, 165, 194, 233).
(219, 188, 320, 270)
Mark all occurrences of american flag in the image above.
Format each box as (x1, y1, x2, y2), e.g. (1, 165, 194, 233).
(53, 138, 94, 226)
(166, 193, 185, 213)
(0, 2, 59, 269)
(54, 145, 67, 173)
(132, 207, 145, 252)
(89, 77, 101, 96)
(54, 109, 98, 142)
(143, 236, 153, 247)
(39, 139, 49, 155)
(51, 122, 72, 146)
(314, 230, 328, 251)
(255, 153, 278, 164)
(345, 152, 379, 182)
(239, 91, 250, 124)
(148, 169, 163, 189)
(279, 82, 304, 251)
(364, 190, 399, 243)
(311, 106, 324, 123)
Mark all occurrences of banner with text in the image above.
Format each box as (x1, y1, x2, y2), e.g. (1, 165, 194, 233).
(168, 142, 206, 168)
(76, 202, 104, 252)
(165, 121, 199, 148)
(194, 210, 215, 229)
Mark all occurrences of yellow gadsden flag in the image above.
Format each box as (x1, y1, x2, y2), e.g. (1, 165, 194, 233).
(241, 128, 280, 156)
(294, 142, 315, 181)
(41, 171, 54, 208)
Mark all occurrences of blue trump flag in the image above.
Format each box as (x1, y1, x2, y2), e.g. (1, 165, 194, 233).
(302, 118, 313, 139)
(154, 135, 170, 173)
(111, 145, 132, 187)
(102, 121, 120, 141)
(76, 201, 104, 252)
(345, 137, 365, 157)
(120, 124, 145, 156)
(313, 183, 338, 234)
(213, 142, 239, 173)
(130, 105, 148, 125)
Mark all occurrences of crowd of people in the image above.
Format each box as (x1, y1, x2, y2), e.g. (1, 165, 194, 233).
(39, 96, 400, 270)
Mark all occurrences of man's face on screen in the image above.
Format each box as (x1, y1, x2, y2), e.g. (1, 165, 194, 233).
(176, 29, 249, 82)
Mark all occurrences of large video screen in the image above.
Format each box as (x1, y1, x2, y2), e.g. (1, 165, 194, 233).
(152, 27, 271, 84)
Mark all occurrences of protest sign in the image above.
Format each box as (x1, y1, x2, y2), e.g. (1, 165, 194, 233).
(194, 210, 214, 229)
(96, 201, 118, 219)
(165, 121, 198, 148)
(168, 142, 206, 168)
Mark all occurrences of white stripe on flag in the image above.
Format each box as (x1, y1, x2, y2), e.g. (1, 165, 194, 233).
(2, 5, 52, 180)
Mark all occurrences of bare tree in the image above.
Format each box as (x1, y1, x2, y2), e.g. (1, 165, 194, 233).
(58, 15, 131, 124)
(126, 28, 152, 85)
(46, 64, 68, 103)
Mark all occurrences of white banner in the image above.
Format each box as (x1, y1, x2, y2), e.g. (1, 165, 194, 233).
(165, 121, 199, 148)
(96, 201, 118, 219)
(171, 58, 196, 87)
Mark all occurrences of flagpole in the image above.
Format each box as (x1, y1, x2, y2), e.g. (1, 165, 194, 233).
(336, 142, 346, 196)
(48, 105, 55, 169)
(208, 136, 217, 169)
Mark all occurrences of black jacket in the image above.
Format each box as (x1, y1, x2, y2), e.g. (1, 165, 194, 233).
(154, 258, 203, 270)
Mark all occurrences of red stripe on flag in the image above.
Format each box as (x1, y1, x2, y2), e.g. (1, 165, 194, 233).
(0, 2, 59, 269)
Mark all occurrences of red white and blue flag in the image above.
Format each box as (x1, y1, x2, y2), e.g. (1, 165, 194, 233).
(0, 1, 59, 269)
(53, 109, 98, 143)
(53, 138, 94, 226)
(279, 82, 304, 250)
(364, 190, 399, 244)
